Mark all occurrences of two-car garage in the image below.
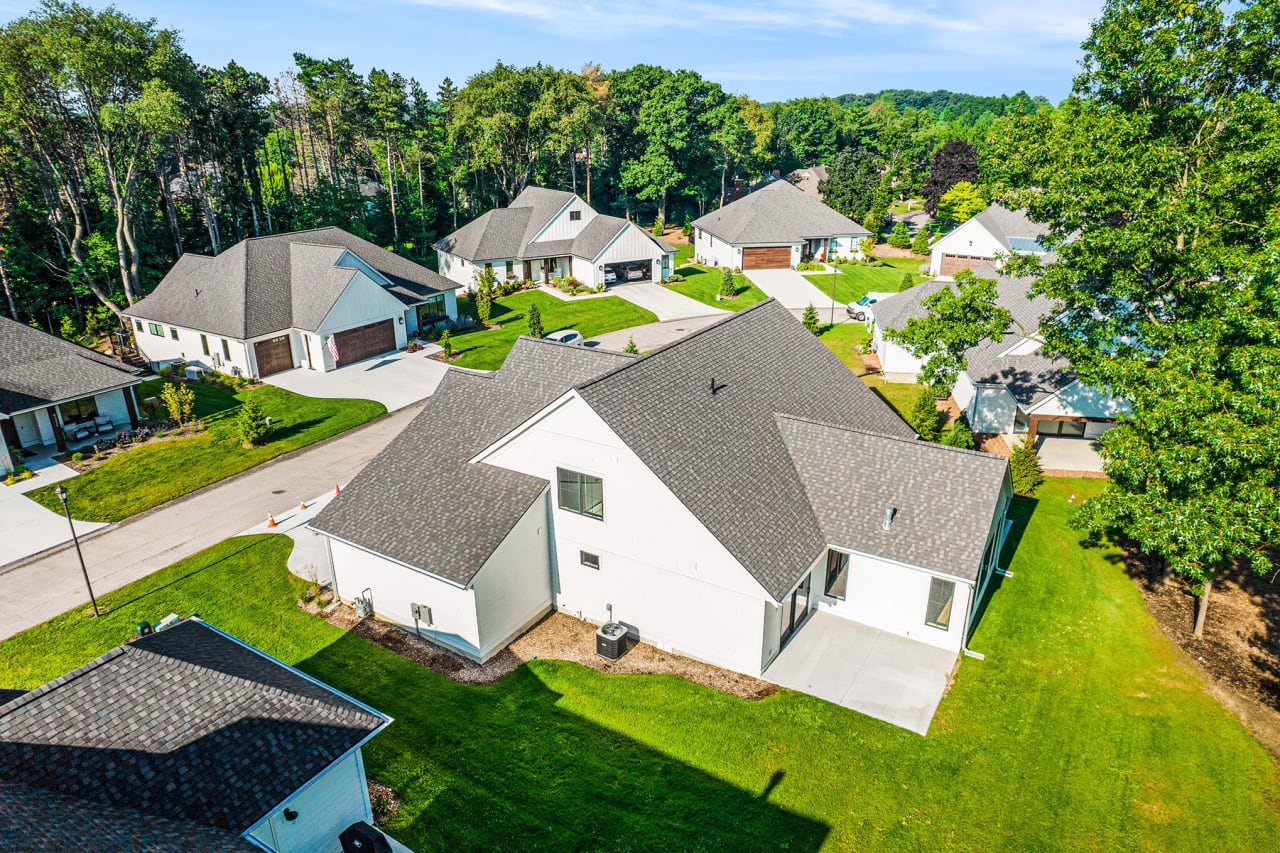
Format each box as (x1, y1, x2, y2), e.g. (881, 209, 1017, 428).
(741, 246, 793, 270)
(332, 319, 396, 368)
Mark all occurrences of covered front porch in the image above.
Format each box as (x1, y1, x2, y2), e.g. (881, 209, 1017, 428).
(764, 610, 958, 735)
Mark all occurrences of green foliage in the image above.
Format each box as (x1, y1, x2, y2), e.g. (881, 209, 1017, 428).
(438, 329, 453, 358)
(907, 387, 942, 442)
(937, 180, 986, 222)
(652, 213, 663, 236)
(718, 267, 736, 298)
(476, 287, 492, 325)
(943, 413, 975, 449)
(857, 236, 876, 260)
(235, 395, 270, 446)
(525, 301, 543, 338)
(901, 272, 914, 289)
(911, 227, 931, 255)
(801, 303, 820, 335)
(623, 335, 639, 354)
(70, 451, 83, 462)
(681, 212, 693, 237)
(887, 221, 911, 249)
(159, 381, 195, 425)
(58, 315, 77, 341)
(1009, 435, 1043, 496)
(819, 147, 879, 221)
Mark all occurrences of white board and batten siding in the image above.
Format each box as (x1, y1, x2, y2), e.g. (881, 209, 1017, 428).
(316, 271, 408, 344)
(970, 384, 1021, 434)
(247, 750, 373, 853)
(929, 218, 1005, 278)
(478, 392, 775, 677)
(1026, 379, 1130, 422)
(530, 195, 595, 242)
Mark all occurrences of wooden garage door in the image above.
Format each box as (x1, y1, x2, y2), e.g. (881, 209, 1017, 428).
(939, 253, 993, 277)
(333, 319, 396, 367)
(742, 246, 792, 269)
(253, 335, 293, 377)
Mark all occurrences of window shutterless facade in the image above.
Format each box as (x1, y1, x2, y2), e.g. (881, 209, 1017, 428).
(824, 550, 849, 600)
(569, 210, 582, 221)
(580, 551, 600, 569)
(170, 327, 179, 340)
(925, 577, 955, 630)
(201, 335, 210, 356)
(557, 467, 603, 520)
(221, 339, 231, 360)
(134, 319, 143, 332)
(148, 323, 163, 337)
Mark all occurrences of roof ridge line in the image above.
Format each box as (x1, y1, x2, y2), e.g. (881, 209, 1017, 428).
(772, 411, 1010, 462)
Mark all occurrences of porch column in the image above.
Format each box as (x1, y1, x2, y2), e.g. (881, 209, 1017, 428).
(125, 388, 140, 428)
(45, 406, 67, 453)
(1026, 415, 1040, 445)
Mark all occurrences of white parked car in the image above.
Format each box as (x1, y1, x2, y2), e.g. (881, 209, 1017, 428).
(543, 329, 585, 346)
(846, 291, 898, 322)
(604, 268, 617, 284)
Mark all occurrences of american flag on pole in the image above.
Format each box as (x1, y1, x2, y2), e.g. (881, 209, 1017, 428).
(325, 335, 339, 363)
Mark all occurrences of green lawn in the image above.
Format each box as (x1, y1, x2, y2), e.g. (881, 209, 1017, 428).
(4, 480, 1278, 851)
(804, 257, 926, 306)
(26, 379, 385, 522)
(666, 264, 768, 312)
(673, 242, 694, 267)
(815, 321, 928, 426)
(452, 291, 657, 370)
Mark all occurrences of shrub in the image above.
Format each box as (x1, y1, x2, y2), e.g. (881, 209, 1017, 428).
(157, 365, 173, 378)
(438, 329, 453, 358)
(1010, 435, 1044, 495)
(652, 213, 663, 236)
(476, 288, 492, 325)
(526, 302, 544, 338)
(888, 221, 911, 249)
(801, 303, 820, 335)
(943, 413, 975, 449)
(623, 335, 639, 354)
(160, 381, 195, 425)
(236, 396, 270, 446)
(719, 267, 736, 299)
(732, 266, 741, 274)
(71, 451, 84, 462)
(858, 236, 876, 260)
(84, 305, 115, 337)
(901, 272, 914, 289)
(907, 387, 942, 442)
(681, 212, 693, 237)
(59, 315, 78, 341)
(911, 227, 931, 255)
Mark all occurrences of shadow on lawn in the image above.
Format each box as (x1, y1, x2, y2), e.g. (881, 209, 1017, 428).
(969, 494, 1038, 643)
(106, 538, 267, 614)
(297, 632, 830, 852)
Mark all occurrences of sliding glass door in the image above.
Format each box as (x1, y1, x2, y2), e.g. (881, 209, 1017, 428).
(780, 573, 812, 647)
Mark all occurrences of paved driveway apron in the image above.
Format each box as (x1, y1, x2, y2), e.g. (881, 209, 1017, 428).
(610, 282, 727, 321)
(745, 268, 838, 310)
(266, 347, 450, 412)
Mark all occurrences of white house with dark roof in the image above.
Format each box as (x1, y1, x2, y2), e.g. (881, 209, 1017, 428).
(928, 203, 1050, 279)
(124, 226, 459, 379)
(0, 316, 143, 472)
(692, 179, 870, 270)
(433, 186, 677, 290)
(0, 618, 402, 853)
(310, 300, 1012, 733)
(869, 263, 1130, 445)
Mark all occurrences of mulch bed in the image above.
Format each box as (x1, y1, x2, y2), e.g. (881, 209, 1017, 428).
(1124, 543, 1280, 759)
(973, 432, 1011, 457)
(58, 424, 206, 473)
(305, 602, 776, 700)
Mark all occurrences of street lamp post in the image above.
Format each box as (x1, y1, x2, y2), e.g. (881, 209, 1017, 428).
(55, 484, 98, 617)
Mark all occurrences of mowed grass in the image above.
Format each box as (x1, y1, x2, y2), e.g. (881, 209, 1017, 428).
(451, 291, 657, 370)
(666, 264, 768, 312)
(816, 321, 928, 426)
(805, 257, 926, 305)
(4, 479, 1278, 851)
(26, 379, 384, 522)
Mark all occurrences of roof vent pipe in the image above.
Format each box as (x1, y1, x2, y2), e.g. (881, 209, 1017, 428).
(883, 506, 896, 531)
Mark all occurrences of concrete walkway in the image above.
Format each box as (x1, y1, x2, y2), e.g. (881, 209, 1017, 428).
(266, 347, 449, 412)
(745, 268, 839, 311)
(0, 403, 423, 640)
(610, 282, 727, 321)
(0, 456, 106, 567)
(764, 610, 957, 735)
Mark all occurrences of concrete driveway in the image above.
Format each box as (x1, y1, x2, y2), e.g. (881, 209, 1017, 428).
(764, 610, 957, 735)
(744, 268, 838, 311)
(610, 282, 726, 321)
(1036, 436, 1105, 473)
(266, 347, 449, 411)
(0, 457, 106, 567)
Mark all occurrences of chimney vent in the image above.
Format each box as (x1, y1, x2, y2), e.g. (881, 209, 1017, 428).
(883, 506, 896, 531)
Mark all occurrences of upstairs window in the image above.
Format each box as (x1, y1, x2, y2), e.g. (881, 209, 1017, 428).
(925, 578, 955, 630)
(824, 550, 850, 601)
(580, 551, 600, 570)
(569, 210, 582, 221)
(170, 327, 179, 340)
(557, 467, 603, 520)
(134, 319, 143, 332)
(148, 323, 163, 337)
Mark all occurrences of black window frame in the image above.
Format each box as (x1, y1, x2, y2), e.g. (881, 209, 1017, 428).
(824, 550, 850, 601)
(58, 397, 98, 423)
(924, 577, 956, 630)
(557, 467, 604, 520)
(569, 209, 582, 221)
(580, 550, 600, 570)
(134, 319, 143, 332)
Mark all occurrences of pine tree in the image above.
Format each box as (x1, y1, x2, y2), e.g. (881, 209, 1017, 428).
(719, 267, 736, 299)
(526, 302, 544, 338)
(907, 387, 942, 442)
(888, 221, 911, 249)
(1009, 435, 1044, 495)
(802, 303, 820, 335)
(943, 413, 975, 449)
(236, 396, 270, 446)
(911, 227, 931, 255)
(652, 213, 663, 236)
(681, 212, 693, 237)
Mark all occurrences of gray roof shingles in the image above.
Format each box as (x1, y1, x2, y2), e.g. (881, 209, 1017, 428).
(971, 204, 1049, 252)
(0, 316, 140, 415)
(125, 226, 457, 339)
(0, 619, 388, 846)
(692, 179, 870, 244)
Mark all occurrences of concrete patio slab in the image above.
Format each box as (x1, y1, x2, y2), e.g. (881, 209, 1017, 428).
(265, 347, 450, 411)
(1036, 436, 1104, 473)
(744, 268, 836, 311)
(610, 282, 726, 321)
(764, 610, 957, 735)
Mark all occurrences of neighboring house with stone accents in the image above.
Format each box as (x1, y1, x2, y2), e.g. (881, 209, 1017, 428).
(310, 300, 1011, 697)
(0, 316, 143, 473)
(0, 618, 401, 853)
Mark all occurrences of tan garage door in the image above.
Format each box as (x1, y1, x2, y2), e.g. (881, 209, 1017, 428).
(333, 319, 396, 367)
(742, 246, 792, 269)
(253, 335, 293, 377)
(939, 253, 994, 277)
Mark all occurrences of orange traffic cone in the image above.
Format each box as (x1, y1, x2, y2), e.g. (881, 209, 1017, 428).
(299, 500, 307, 511)
(267, 512, 277, 528)
(335, 483, 341, 495)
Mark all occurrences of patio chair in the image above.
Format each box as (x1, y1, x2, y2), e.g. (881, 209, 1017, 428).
(70, 424, 92, 441)
(94, 416, 114, 435)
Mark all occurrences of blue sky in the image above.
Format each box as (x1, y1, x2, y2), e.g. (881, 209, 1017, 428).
(2, 0, 1101, 102)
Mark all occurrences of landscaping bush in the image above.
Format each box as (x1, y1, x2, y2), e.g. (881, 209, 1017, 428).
(236, 396, 270, 447)
(476, 288, 492, 325)
(718, 267, 736, 299)
(907, 387, 943, 442)
(526, 302, 544, 338)
(71, 452, 83, 462)
(801, 303, 820, 335)
(888, 221, 912, 249)
(1010, 435, 1044, 495)
(652, 213, 663, 236)
(438, 329, 453, 358)
(623, 335, 639, 354)
(160, 382, 195, 425)
(942, 413, 975, 450)
(902, 272, 914, 289)
(911, 227, 931, 255)
(157, 365, 173, 378)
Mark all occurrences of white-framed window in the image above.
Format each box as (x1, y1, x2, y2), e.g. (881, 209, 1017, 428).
(148, 323, 163, 337)
(925, 577, 955, 630)
(580, 550, 600, 570)
(557, 467, 603, 520)
(569, 210, 582, 221)
(200, 335, 210, 356)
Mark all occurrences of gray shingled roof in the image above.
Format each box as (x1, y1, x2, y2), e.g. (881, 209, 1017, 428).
(972, 204, 1048, 252)
(692, 179, 870, 244)
(776, 414, 1009, 581)
(310, 340, 638, 585)
(574, 300, 916, 600)
(0, 316, 140, 416)
(125, 226, 457, 339)
(0, 619, 388, 843)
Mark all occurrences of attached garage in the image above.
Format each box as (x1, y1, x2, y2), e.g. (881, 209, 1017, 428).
(332, 319, 396, 367)
(939, 253, 993, 277)
(604, 259, 651, 285)
(253, 335, 294, 377)
(742, 246, 792, 270)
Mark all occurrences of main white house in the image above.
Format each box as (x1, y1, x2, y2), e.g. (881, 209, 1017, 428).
(310, 301, 1011, 729)
(692, 179, 870, 270)
(124, 227, 459, 379)
(433, 187, 677, 290)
